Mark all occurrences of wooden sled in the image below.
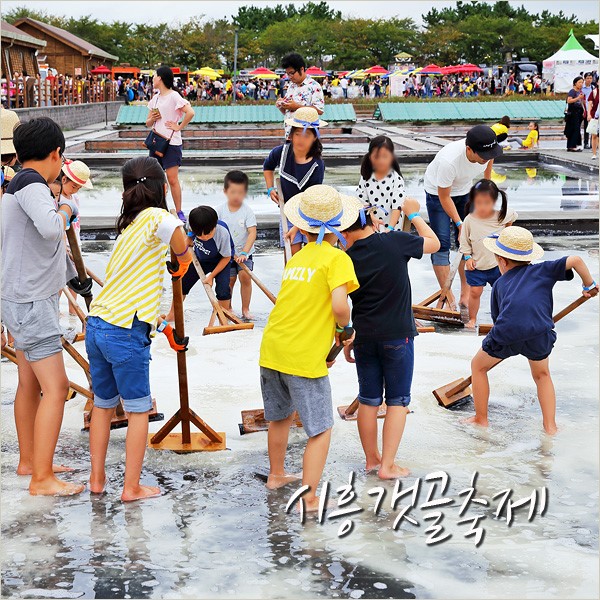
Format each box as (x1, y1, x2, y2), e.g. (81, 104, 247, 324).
(190, 253, 254, 335)
(478, 323, 493, 335)
(337, 397, 387, 421)
(239, 409, 302, 435)
(432, 296, 591, 408)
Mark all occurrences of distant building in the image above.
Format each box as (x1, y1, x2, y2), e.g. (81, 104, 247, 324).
(1, 20, 46, 78)
(13, 17, 117, 77)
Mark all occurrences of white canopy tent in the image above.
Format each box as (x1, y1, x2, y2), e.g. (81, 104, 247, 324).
(542, 30, 598, 93)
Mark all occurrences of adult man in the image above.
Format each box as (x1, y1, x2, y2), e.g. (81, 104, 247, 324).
(423, 125, 502, 310)
(340, 75, 349, 98)
(423, 75, 432, 98)
(276, 53, 324, 138)
(581, 72, 595, 149)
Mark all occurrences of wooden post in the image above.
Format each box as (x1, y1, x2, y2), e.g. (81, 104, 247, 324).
(66, 228, 93, 311)
(276, 178, 292, 265)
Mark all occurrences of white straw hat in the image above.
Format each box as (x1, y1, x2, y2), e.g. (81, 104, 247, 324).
(284, 106, 328, 131)
(483, 225, 543, 262)
(285, 185, 362, 245)
(1, 108, 20, 155)
(62, 159, 93, 189)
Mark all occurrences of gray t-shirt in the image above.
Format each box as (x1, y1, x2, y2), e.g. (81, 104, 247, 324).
(2, 169, 68, 302)
(216, 202, 257, 255)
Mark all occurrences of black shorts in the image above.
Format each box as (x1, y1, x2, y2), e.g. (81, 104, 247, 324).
(482, 330, 557, 362)
(150, 144, 182, 170)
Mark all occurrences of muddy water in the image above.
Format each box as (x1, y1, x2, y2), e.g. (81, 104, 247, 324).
(1, 239, 598, 599)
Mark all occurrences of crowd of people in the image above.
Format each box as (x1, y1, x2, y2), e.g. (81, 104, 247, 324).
(0, 55, 598, 508)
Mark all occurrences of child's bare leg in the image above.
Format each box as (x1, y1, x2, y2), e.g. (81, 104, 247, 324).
(529, 358, 557, 435)
(229, 275, 237, 296)
(302, 428, 332, 512)
(89, 406, 113, 493)
(291, 243, 302, 256)
(218, 299, 231, 310)
(28, 353, 84, 496)
(164, 295, 186, 322)
(121, 412, 160, 502)
(466, 285, 483, 329)
(238, 269, 253, 319)
(266, 414, 300, 489)
(464, 349, 502, 427)
(458, 260, 470, 308)
(356, 404, 381, 471)
(378, 406, 410, 479)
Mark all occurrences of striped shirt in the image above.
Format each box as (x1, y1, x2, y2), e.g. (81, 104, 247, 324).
(89, 207, 181, 328)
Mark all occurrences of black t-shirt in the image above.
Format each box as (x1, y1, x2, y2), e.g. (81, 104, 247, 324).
(347, 231, 424, 343)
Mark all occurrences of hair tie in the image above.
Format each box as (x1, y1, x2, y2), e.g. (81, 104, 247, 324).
(136, 177, 147, 184)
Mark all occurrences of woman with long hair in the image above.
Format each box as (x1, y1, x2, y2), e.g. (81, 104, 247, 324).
(564, 76, 586, 152)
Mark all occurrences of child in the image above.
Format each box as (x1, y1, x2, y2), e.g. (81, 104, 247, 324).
(86, 156, 191, 501)
(356, 135, 406, 231)
(342, 198, 440, 479)
(459, 179, 518, 328)
(58, 159, 93, 242)
(216, 171, 257, 320)
(506, 121, 539, 150)
(491, 115, 511, 143)
(465, 226, 598, 434)
(1, 117, 84, 496)
(259, 185, 359, 512)
(166, 206, 235, 320)
(263, 106, 326, 256)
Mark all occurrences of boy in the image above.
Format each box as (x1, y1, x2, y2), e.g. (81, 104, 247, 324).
(342, 198, 440, 479)
(216, 171, 257, 320)
(166, 205, 234, 320)
(259, 185, 360, 512)
(1, 117, 84, 496)
(466, 226, 598, 434)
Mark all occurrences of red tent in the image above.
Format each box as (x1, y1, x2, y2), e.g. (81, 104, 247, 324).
(420, 64, 443, 74)
(248, 67, 278, 78)
(456, 63, 483, 72)
(91, 65, 111, 75)
(306, 65, 327, 77)
(337, 71, 350, 77)
(440, 65, 458, 74)
(364, 65, 389, 75)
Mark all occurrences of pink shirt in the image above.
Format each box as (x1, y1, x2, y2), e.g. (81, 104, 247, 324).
(148, 90, 190, 146)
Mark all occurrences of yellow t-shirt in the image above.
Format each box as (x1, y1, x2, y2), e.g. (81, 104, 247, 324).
(89, 207, 181, 329)
(491, 123, 509, 137)
(259, 241, 359, 378)
(522, 130, 539, 148)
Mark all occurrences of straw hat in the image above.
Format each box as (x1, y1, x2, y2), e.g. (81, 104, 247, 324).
(62, 159, 93, 189)
(1, 108, 20, 155)
(2, 166, 15, 181)
(284, 185, 361, 242)
(483, 226, 543, 262)
(284, 106, 328, 131)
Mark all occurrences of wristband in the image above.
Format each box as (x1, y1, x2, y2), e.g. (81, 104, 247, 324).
(386, 224, 395, 231)
(157, 320, 167, 333)
(583, 280, 597, 291)
(58, 210, 71, 229)
(407, 212, 420, 221)
(463, 255, 472, 261)
(187, 231, 195, 238)
(239, 251, 248, 256)
(174, 247, 189, 257)
(455, 220, 462, 227)
(266, 186, 276, 196)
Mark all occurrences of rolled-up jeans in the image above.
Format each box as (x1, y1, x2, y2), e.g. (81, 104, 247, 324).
(425, 191, 468, 266)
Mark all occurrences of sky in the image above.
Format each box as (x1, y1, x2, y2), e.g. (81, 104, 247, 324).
(2, 0, 599, 26)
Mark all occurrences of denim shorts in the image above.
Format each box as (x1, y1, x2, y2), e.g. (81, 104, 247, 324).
(150, 143, 183, 170)
(230, 256, 254, 278)
(425, 192, 469, 266)
(181, 258, 232, 301)
(353, 337, 414, 407)
(85, 316, 153, 413)
(465, 266, 501, 287)
(482, 330, 557, 362)
(260, 367, 333, 438)
(279, 218, 308, 247)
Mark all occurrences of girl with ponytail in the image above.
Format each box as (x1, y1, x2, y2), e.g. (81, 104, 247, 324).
(85, 156, 192, 502)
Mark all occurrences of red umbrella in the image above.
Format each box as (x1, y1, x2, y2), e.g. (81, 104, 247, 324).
(456, 63, 483, 72)
(305, 65, 327, 77)
(248, 67, 277, 77)
(419, 64, 443, 75)
(440, 65, 457, 74)
(364, 65, 389, 75)
(337, 71, 350, 77)
(91, 65, 111, 75)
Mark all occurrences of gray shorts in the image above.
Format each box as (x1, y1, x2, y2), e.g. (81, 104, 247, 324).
(260, 366, 333, 438)
(230, 256, 254, 279)
(2, 294, 63, 362)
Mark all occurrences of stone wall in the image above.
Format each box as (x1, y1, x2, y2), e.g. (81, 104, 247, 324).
(13, 101, 123, 130)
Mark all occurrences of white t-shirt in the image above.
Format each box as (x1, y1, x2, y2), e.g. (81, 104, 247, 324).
(423, 139, 490, 196)
(340, 77, 348, 89)
(356, 169, 406, 226)
(216, 202, 257, 255)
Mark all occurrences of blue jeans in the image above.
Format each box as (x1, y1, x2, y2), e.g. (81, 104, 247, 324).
(354, 337, 414, 407)
(85, 316, 153, 413)
(426, 191, 469, 266)
(181, 257, 232, 301)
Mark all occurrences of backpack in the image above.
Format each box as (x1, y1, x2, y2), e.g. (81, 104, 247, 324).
(127, 88, 134, 101)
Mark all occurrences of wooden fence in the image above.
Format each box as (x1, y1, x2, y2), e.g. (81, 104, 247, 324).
(2, 76, 117, 109)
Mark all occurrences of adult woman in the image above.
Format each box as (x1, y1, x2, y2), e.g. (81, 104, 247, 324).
(564, 76, 586, 152)
(146, 66, 195, 221)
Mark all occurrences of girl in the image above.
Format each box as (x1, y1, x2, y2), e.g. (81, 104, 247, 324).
(59, 159, 93, 243)
(459, 179, 517, 328)
(263, 106, 326, 255)
(85, 156, 192, 502)
(506, 121, 539, 150)
(357, 135, 405, 231)
(146, 66, 195, 222)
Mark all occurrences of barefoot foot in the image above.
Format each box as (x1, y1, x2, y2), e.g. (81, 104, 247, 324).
(88, 476, 107, 494)
(543, 423, 558, 435)
(462, 415, 489, 427)
(266, 472, 301, 490)
(465, 320, 476, 329)
(121, 485, 161, 502)
(242, 311, 254, 321)
(378, 464, 410, 480)
(17, 463, 75, 476)
(29, 476, 85, 496)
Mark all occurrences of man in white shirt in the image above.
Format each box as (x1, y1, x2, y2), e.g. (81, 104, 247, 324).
(340, 76, 349, 98)
(423, 125, 502, 309)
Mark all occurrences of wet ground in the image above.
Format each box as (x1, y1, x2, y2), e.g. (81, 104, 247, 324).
(1, 238, 598, 599)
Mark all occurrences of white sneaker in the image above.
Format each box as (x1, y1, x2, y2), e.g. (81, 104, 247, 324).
(592, 155, 597, 160)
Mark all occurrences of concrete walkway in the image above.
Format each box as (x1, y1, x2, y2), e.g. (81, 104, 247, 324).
(63, 121, 117, 151)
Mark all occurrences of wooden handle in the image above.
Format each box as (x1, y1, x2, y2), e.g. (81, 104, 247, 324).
(553, 295, 589, 323)
(276, 177, 292, 265)
(326, 327, 354, 362)
(189, 251, 227, 325)
(66, 227, 93, 310)
(238, 261, 277, 305)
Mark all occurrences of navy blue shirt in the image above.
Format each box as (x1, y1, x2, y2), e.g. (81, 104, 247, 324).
(263, 143, 325, 202)
(489, 257, 574, 345)
(193, 220, 234, 263)
(347, 231, 424, 342)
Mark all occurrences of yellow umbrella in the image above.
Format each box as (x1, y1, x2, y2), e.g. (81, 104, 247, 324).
(191, 67, 220, 80)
